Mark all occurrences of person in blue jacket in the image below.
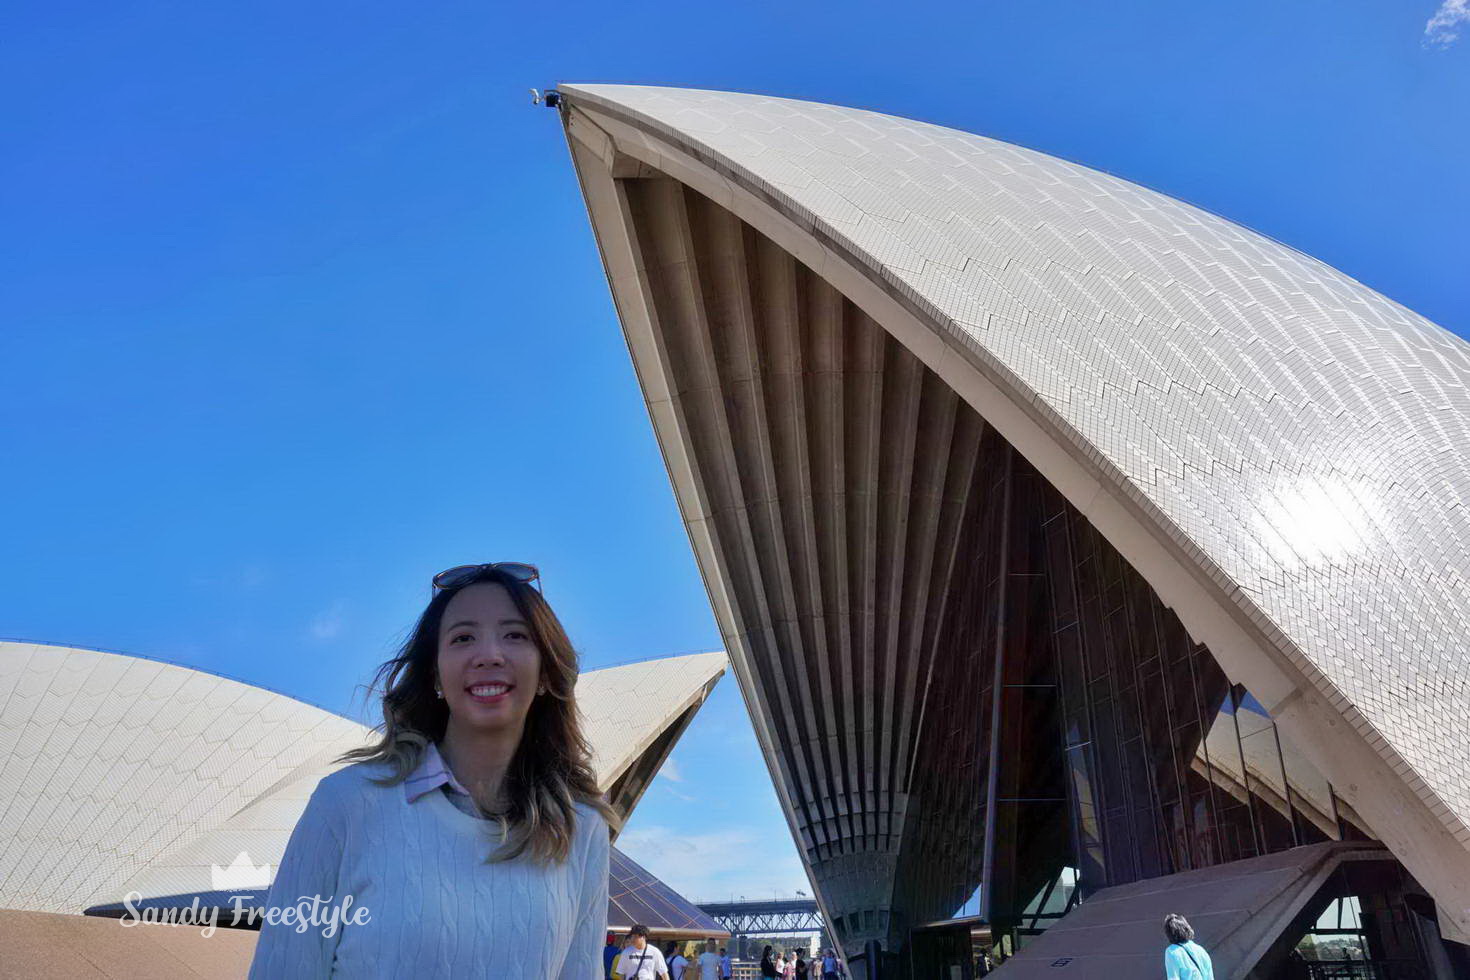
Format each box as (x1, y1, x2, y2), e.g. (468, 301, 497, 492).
(1164, 913, 1214, 980)
(606, 933, 623, 979)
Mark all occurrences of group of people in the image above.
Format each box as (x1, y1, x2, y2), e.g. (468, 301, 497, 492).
(605, 926, 730, 980)
(602, 928, 847, 980)
(759, 945, 844, 979)
(603, 916, 1207, 980)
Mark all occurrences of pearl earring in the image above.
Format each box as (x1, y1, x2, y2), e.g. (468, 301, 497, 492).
(435, 689, 444, 699)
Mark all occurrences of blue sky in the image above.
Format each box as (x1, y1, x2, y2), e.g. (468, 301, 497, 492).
(2, 0, 1466, 903)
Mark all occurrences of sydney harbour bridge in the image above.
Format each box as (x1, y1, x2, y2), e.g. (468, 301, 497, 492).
(697, 899, 830, 958)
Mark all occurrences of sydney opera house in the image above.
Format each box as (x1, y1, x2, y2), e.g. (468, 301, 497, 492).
(0, 640, 727, 976)
(557, 85, 1470, 978)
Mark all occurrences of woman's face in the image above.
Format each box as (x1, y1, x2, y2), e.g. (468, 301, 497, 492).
(435, 582, 543, 734)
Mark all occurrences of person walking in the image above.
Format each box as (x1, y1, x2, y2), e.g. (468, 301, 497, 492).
(1163, 913, 1214, 980)
(248, 562, 612, 979)
(616, 924, 670, 980)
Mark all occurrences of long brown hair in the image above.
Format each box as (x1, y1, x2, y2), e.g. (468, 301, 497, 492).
(337, 566, 612, 863)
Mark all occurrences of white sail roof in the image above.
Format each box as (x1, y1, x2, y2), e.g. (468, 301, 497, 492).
(559, 83, 1470, 850)
(0, 640, 724, 913)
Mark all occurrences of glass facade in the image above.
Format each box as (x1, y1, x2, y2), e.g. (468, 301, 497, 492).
(608, 847, 728, 936)
(892, 426, 1372, 963)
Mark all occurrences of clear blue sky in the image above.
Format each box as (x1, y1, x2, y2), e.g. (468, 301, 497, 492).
(2, 0, 1466, 902)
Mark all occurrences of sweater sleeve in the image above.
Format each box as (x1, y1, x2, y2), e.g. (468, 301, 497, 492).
(559, 806, 611, 980)
(248, 779, 347, 979)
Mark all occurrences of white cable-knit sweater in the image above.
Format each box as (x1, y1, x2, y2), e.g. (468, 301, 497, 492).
(247, 761, 610, 979)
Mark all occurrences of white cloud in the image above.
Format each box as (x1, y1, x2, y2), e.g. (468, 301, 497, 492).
(617, 824, 809, 904)
(658, 757, 684, 783)
(308, 601, 347, 641)
(661, 784, 696, 803)
(1425, 0, 1470, 47)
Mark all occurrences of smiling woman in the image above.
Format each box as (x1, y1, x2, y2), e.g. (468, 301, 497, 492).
(247, 563, 614, 979)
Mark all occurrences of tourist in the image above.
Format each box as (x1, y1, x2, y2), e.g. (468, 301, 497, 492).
(761, 944, 779, 978)
(719, 946, 733, 980)
(819, 948, 841, 980)
(668, 941, 690, 980)
(1164, 913, 1214, 980)
(782, 950, 797, 979)
(617, 924, 671, 979)
(248, 562, 613, 978)
(795, 949, 809, 979)
(606, 933, 624, 979)
(696, 939, 722, 980)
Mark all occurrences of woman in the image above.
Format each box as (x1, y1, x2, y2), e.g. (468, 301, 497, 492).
(1163, 913, 1214, 980)
(782, 951, 796, 979)
(249, 562, 613, 978)
(760, 944, 779, 979)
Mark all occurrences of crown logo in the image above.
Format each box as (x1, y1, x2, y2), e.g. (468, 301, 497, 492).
(211, 851, 272, 891)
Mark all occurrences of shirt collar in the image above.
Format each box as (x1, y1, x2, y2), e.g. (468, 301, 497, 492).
(404, 740, 474, 803)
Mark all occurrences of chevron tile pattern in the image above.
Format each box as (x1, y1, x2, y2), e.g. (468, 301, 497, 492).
(0, 641, 367, 914)
(562, 85, 1470, 852)
(0, 640, 724, 913)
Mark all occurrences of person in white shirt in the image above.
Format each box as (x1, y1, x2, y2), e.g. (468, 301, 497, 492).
(696, 939, 722, 980)
(248, 562, 613, 979)
(616, 924, 670, 980)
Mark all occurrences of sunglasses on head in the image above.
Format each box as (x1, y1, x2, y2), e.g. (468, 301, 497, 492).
(431, 562, 541, 592)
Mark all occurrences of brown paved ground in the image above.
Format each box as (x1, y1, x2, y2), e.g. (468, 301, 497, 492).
(0, 908, 257, 979)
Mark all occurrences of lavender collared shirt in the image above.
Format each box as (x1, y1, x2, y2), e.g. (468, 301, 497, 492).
(403, 741, 475, 804)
